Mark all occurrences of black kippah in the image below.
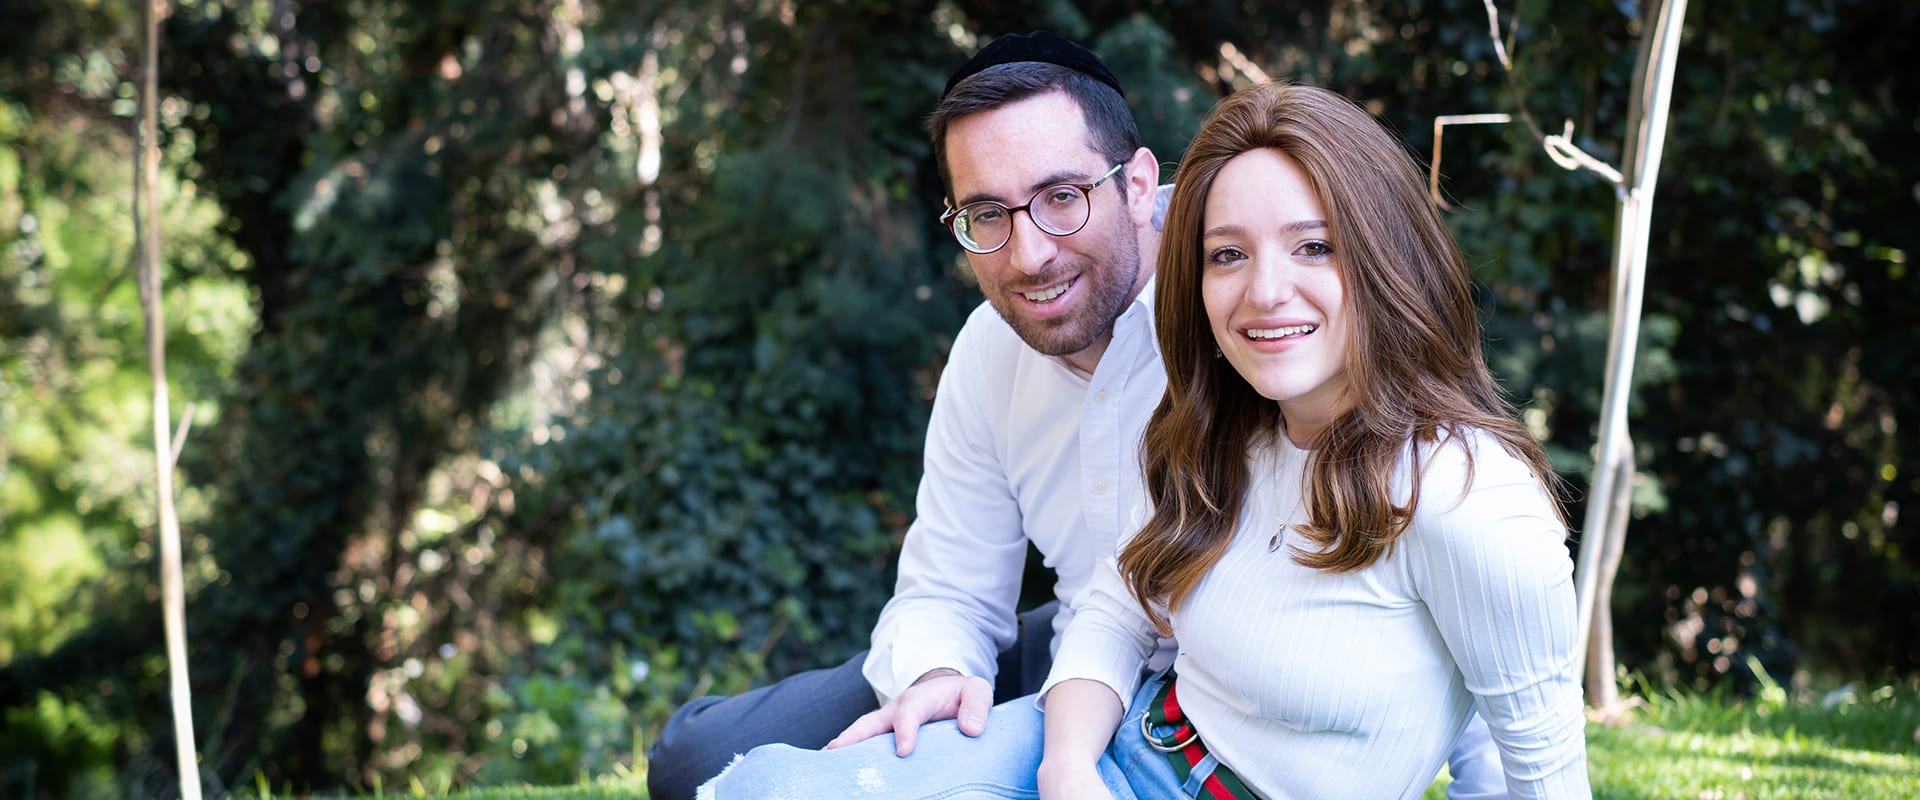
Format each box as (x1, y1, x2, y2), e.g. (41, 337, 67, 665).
(942, 31, 1125, 100)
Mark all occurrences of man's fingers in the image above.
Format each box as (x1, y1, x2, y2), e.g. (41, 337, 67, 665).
(956, 676, 993, 737)
(891, 701, 929, 756)
(824, 708, 894, 750)
(832, 676, 978, 757)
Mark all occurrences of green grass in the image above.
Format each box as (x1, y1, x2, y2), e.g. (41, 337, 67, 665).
(260, 779, 648, 800)
(278, 684, 1920, 800)
(1579, 680, 1920, 800)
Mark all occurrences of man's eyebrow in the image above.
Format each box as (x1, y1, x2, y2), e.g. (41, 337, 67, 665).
(1202, 219, 1328, 238)
(954, 169, 1100, 208)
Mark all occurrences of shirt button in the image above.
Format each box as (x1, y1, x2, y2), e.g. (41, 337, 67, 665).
(1094, 481, 1108, 495)
(1095, 390, 1109, 403)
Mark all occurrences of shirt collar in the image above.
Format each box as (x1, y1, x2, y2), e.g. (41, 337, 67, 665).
(1044, 271, 1163, 379)
(1118, 270, 1162, 354)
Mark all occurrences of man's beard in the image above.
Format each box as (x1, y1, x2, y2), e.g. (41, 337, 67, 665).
(994, 223, 1141, 358)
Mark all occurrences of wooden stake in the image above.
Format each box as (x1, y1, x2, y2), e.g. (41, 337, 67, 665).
(135, 0, 202, 796)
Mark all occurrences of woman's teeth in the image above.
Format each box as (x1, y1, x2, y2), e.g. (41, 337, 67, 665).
(1247, 324, 1316, 339)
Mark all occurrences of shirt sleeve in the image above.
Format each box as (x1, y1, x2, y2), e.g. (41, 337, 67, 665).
(1404, 433, 1591, 798)
(1037, 504, 1160, 711)
(862, 314, 1031, 704)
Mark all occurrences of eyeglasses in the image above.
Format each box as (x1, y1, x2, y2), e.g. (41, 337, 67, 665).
(939, 162, 1127, 255)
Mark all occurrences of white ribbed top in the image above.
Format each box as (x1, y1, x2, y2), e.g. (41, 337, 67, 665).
(1046, 428, 1590, 799)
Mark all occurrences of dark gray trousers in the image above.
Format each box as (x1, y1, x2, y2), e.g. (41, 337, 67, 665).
(644, 602, 1059, 800)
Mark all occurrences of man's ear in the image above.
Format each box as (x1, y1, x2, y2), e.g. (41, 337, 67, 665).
(1124, 146, 1161, 227)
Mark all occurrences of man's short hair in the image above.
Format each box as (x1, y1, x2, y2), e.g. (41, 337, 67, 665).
(928, 61, 1141, 200)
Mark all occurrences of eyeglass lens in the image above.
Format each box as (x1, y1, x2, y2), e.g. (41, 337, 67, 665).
(953, 185, 1091, 253)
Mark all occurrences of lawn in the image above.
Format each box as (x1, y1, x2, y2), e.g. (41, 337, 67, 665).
(319, 683, 1919, 799)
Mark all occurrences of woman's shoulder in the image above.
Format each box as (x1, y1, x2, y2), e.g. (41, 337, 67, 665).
(1396, 426, 1572, 592)
(1411, 425, 1537, 481)
(1401, 425, 1558, 530)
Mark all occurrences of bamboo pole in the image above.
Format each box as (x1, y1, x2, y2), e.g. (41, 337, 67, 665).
(134, 0, 202, 796)
(1572, 0, 1690, 702)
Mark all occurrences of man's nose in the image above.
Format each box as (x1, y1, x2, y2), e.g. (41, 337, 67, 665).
(1004, 210, 1059, 276)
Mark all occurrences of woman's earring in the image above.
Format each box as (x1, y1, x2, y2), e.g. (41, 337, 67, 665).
(1213, 346, 1223, 359)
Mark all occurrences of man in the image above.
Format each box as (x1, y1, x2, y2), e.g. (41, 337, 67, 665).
(648, 31, 1504, 800)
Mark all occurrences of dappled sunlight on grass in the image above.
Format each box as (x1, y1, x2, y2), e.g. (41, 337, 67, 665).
(1588, 723, 1917, 799)
(1583, 678, 1920, 799)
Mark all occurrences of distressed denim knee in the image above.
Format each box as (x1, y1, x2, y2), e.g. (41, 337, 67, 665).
(698, 698, 1049, 800)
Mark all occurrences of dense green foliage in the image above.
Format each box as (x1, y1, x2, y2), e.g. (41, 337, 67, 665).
(1, 0, 1914, 796)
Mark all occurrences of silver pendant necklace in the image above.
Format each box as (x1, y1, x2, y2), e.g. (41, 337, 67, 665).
(1269, 449, 1295, 552)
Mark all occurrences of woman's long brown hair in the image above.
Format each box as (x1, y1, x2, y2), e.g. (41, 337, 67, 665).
(1121, 82, 1563, 635)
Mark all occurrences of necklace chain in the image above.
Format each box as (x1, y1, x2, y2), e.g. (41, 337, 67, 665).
(1269, 448, 1294, 552)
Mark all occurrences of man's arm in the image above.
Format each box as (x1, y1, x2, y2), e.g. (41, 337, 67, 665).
(843, 311, 1031, 750)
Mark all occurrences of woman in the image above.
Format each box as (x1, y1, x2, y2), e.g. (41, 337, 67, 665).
(1036, 81, 1589, 799)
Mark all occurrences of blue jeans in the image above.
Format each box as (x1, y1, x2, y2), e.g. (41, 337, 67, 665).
(699, 673, 1197, 799)
(650, 604, 1061, 800)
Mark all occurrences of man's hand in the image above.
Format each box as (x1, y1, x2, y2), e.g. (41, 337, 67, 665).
(823, 668, 993, 756)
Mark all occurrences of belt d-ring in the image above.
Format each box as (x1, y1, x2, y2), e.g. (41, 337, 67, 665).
(1141, 710, 1199, 752)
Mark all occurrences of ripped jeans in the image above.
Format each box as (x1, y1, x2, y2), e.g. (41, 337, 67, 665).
(695, 673, 1211, 799)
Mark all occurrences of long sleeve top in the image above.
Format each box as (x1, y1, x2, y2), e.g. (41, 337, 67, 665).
(1044, 428, 1590, 799)
(861, 282, 1176, 703)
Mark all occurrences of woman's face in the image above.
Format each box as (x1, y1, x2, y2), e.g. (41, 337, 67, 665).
(1200, 147, 1351, 445)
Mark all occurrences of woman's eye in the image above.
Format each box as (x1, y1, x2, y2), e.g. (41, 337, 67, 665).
(1298, 240, 1333, 259)
(1206, 247, 1246, 265)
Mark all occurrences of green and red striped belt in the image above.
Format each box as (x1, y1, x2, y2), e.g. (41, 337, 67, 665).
(1141, 670, 1260, 799)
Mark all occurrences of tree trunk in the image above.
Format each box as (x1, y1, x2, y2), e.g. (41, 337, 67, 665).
(1571, 0, 1689, 706)
(1585, 454, 1635, 717)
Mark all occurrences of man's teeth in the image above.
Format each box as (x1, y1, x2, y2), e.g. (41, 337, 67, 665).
(1023, 283, 1070, 302)
(1247, 324, 1316, 340)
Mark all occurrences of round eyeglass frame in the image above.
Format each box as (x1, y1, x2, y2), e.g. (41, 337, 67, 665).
(939, 162, 1127, 255)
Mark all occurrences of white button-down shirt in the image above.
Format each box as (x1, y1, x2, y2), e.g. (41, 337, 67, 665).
(862, 278, 1172, 702)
